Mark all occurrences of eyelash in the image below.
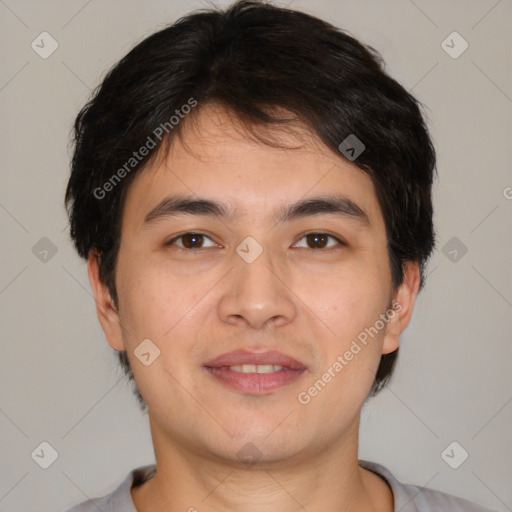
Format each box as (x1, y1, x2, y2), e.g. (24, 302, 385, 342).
(165, 232, 346, 251)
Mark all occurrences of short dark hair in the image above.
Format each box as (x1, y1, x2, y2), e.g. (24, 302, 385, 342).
(65, 0, 436, 410)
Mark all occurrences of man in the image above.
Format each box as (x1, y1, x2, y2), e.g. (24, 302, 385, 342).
(64, 1, 496, 510)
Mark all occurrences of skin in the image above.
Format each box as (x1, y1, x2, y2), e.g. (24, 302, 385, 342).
(88, 103, 420, 512)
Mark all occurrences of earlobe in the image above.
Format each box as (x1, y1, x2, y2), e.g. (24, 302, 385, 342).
(381, 261, 421, 354)
(87, 249, 125, 351)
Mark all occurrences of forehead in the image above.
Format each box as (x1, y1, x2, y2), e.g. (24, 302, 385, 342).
(121, 104, 384, 230)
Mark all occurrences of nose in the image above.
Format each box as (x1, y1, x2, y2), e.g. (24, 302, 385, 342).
(216, 244, 297, 330)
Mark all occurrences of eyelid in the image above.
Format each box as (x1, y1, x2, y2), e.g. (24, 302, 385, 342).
(292, 232, 346, 249)
(165, 232, 220, 249)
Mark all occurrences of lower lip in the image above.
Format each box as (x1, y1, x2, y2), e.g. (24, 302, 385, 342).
(204, 367, 306, 394)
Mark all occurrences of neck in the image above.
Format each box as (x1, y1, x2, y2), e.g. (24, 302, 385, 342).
(131, 415, 393, 512)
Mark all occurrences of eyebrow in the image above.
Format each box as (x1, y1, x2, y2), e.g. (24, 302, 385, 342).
(143, 194, 370, 227)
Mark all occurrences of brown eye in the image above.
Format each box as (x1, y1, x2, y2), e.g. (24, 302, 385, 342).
(293, 232, 344, 250)
(306, 233, 329, 249)
(167, 232, 217, 249)
(181, 233, 204, 248)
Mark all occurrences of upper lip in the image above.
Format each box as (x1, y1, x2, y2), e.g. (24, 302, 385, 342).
(204, 349, 306, 370)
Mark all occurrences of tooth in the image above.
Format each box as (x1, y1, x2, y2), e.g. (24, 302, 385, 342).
(256, 364, 274, 374)
(228, 364, 284, 373)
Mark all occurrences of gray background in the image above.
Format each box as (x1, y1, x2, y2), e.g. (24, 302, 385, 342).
(0, 0, 511, 511)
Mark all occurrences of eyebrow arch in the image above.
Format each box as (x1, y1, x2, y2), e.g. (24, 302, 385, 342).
(143, 194, 370, 227)
(277, 195, 370, 226)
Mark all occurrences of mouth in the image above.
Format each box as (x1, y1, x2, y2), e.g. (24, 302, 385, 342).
(203, 349, 307, 394)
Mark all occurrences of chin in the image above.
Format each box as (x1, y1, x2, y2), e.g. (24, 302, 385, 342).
(210, 437, 305, 468)
(214, 425, 310, 462)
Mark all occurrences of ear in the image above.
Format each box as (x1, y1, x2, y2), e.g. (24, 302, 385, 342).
(381, 261, 421, 354)
(87, 249, 125, 351)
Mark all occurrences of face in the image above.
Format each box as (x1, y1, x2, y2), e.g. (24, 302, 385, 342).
(89, 104, 419, 466)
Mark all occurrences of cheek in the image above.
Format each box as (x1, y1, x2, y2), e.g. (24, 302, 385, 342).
(306, 264, 389, 339)
(299, 265, 391, 408)
(115, 265, 200, 408)
(117, 251, 204, 335)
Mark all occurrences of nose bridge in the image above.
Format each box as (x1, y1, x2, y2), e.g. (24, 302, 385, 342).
(217, 238, 296, 329)
(237, 240, 280, 292)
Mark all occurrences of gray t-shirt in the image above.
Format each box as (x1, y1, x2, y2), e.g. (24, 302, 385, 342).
(65, 459, 497, 511)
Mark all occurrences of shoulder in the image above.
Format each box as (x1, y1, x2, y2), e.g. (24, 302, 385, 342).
(63, 465, 156, 512)
(359, 460, 498, 512)
(397, 480, 498, 511)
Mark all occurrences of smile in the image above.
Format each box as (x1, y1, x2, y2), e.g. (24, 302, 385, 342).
(204, 365, 306, 394)
(228, 364, 283, 373)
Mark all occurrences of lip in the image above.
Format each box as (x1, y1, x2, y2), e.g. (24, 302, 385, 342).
(204, 349, 307, 370)
(203, 349, 307, 394)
